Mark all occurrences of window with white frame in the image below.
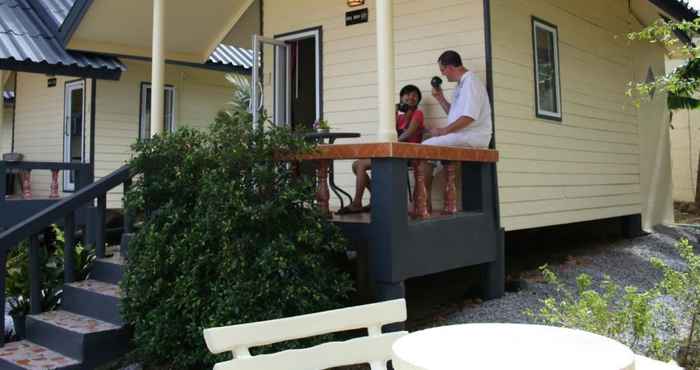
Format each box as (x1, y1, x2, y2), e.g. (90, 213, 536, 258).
(532, 18, 562, 121)
(139, 83, 175, 139)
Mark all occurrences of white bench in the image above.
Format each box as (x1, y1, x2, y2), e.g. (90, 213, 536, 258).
(635, 355, 683, 370)
(203, 299, 407, 370)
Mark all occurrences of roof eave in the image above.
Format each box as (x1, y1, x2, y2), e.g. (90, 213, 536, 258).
(0, 58, 122, 81)
(55, 0, 94, 46)
(648, 0, 698, 21)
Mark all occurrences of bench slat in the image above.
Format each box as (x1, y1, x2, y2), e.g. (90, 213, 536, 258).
(213, 332, 406, 370)
(203, 299, 407, 354)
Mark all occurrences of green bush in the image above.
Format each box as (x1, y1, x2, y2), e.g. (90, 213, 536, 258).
(122, 111, 353, 369)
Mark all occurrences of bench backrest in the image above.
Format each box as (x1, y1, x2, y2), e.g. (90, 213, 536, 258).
(203, 299, 407, 370)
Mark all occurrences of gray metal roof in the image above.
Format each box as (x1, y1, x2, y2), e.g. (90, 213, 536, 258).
(33, 0, 75, 27)
(209, 44, 253, 69)
(0, 0, 124, 77)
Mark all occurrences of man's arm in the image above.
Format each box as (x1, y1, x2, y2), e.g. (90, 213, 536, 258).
(432, 88, 450, 115)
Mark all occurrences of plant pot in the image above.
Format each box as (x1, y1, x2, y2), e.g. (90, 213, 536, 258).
(318, 128, 330, 134)
(11, 314, 25, 340)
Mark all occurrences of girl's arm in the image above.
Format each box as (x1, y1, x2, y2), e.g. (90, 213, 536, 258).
(398, 110, 422, 142)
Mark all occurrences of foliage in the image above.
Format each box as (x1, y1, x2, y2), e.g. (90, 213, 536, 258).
(529, 238, 700, 367)
(313, 119, 331, 130)
(626, 19, 700, 108)
(6, 226, 95, 317)
(527, 266, 678, 361)
(224, 73, 254, 118)
(122, 105, 353, 369)
(652, 238, 700, 368)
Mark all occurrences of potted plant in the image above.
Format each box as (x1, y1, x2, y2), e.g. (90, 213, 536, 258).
(313, 119, 331, 133)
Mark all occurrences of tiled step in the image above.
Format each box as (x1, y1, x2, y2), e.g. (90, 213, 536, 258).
(62, 280, 123, 325)
(90, 252, 124, 284)
(25, 311, 129, 368)
(0, 340, 80, 370)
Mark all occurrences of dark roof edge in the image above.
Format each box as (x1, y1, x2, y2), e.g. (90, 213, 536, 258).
(119, 55, 251, 75)
(56, 0, 94, 46)
(648, 0, 699, 21)
(0, 59, 122, 80)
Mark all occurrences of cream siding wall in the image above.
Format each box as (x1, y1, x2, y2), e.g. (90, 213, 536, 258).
(263, 0, 486, 206)
(11, 61, 234, 206)
(13, 74, 94, 198)
(95, 59, 233, 207)
(1, 105, 12, 155)
(667, 58, 699, 203)
(490, 0, 672, 230)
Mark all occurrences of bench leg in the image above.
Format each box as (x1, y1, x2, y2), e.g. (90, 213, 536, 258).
(480, 228, 505, 300)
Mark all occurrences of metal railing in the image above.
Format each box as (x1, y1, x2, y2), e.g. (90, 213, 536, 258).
(0, 164, 135, 346)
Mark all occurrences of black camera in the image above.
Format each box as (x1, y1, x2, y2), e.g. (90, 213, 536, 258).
(431, 76, 443, 89)
(397, 102, 414, 113)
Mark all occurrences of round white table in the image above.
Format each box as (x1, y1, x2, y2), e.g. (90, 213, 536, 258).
(392, 323, 636, 370)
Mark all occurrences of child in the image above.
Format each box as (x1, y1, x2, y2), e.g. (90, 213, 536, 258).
(337, 85, 425, 214)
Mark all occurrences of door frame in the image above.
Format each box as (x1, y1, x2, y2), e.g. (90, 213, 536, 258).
(275, 26, 323, 124)
(63, 79, 86, 192)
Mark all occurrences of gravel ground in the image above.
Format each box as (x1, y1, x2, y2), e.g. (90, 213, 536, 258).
(431, 224, 700, 344)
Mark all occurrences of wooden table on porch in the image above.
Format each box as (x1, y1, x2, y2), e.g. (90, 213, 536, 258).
(294, 142, 504, 302)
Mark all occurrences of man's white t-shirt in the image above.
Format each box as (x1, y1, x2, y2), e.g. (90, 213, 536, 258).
(446, 71, 493, 147)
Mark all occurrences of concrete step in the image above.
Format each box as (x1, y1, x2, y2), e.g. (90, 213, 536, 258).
(62, 280, 123, 326)
(25, 310, 129, 367)
(90, 252, 124, 285)
(0, 340, 81, 370)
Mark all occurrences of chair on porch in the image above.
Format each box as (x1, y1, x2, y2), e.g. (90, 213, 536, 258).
(202, 299, 407, 370)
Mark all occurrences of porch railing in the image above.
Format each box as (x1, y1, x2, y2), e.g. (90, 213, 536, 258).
(1, 161, 93, 199)
(289, 142, 504, 302)
(0, 164, 135, 346)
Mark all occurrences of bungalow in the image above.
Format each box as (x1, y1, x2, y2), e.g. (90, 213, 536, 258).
(231, 0, 693, 232)
(0, 0, 253, 207)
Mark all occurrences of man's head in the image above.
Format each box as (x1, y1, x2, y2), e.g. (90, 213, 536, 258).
(437, 50, 467, 82)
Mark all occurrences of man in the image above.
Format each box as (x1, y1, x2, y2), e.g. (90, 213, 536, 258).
(422, 50, 493, 209)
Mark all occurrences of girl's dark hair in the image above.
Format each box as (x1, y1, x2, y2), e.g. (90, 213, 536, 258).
(399, 84, 422, 105)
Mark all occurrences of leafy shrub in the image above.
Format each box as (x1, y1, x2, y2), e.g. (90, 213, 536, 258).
(530, 238, 700, 366)
(122, 110, 353, 369)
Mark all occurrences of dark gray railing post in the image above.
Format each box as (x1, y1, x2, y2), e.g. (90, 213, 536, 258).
(0, 161, 6, 202)
(29, 235, 41, 315)
(0, 249, 7, 347)
(96, 194, 107, 258)
(123, 178, 133, 234)
(64, 213, 76, 283)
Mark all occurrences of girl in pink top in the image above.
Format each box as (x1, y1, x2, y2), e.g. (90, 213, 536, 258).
(337, 85, 425, 214)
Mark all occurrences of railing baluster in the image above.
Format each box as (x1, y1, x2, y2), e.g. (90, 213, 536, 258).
(442, 161, 458, 215)
(96, 194, 107, 258)
(64, 213, 76, 283)
(21, 170, 32, 199)
(29, 235, 41, 315)
(50, 170, 60, 198)
(316, 160, 330, 217)
(0, 249, 7, 347)
(123, 178, 133, 234)
(413, 160, 429, 219)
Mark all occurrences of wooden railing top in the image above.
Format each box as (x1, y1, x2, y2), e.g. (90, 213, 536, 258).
(291, 143, 498, 162)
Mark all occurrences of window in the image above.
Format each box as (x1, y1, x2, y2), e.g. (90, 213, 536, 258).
(532, 18, 561, 121)
(139, 83, 175, 139)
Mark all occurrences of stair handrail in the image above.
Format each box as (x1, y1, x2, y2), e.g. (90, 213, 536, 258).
(0, 164, 137, 346)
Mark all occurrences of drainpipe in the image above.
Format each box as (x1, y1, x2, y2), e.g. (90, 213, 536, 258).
(376, 0, 397, 142)
(150, 0, 165, 137)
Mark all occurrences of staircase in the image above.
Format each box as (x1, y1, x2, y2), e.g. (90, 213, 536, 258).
(0, 249, 130, 369)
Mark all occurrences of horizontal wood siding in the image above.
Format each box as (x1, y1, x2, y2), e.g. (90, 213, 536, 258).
(667, 58, 698, 203)
(95, 60, 233, 207)
(491, 0, 671, 230)
(1, 105, 12, 155)
(12, 62, 234, 207)
(264, 0, 486, 207)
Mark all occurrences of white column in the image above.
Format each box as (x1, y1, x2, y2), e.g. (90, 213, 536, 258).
(150, 0, 165, 137)
(375, 0, 397, 142)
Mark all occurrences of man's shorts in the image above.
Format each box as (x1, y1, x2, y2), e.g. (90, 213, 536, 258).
(422, 133, 490, 148)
